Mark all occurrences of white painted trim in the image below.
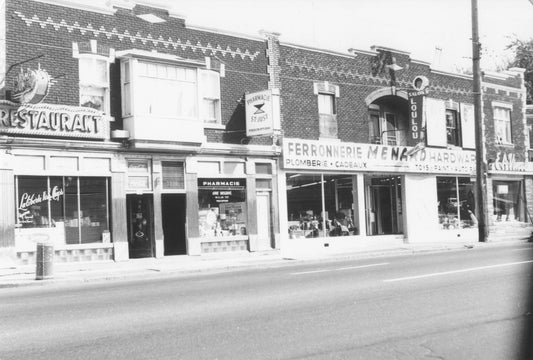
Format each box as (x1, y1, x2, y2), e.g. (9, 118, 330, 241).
(491, 100, 513, 110)
(430, 67, 472, 80)
(186, 24, 265, 42)
(483, 70, 511, 81)
(29, 0, 116, 15)
(282, 42, 372, 59)
(370, 45, 411, 56)
(115, 49, 205, 66)
(482, 83, 522, 95)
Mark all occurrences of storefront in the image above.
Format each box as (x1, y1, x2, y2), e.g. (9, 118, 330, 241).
(486, 160, 533, 238)
(0, 100, 118, 264)
(279, 138, 481, 254)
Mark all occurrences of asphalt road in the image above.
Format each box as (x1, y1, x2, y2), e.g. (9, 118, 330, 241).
(2, 242, 533, 360)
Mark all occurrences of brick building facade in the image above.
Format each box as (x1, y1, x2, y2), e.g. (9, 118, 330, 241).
(0, 0, 281, 265)
(0, 0, 530, 265)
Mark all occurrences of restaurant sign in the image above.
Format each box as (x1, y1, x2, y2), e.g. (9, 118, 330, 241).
(283, 138, 477, 175)
(0, 100, 108, 140)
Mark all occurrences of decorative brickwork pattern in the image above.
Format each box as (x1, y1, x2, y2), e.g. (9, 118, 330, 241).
(13, 10, 260, 61)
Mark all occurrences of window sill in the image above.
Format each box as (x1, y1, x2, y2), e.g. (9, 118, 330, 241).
(318, 137, 341, 142)
(204, 123, 225, 130)
(496, 142, 515, 148)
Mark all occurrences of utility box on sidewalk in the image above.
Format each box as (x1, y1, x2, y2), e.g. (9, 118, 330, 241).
(35, 243, 54, 280)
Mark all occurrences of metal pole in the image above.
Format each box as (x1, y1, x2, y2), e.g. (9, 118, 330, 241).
(471, 0, 488, 242)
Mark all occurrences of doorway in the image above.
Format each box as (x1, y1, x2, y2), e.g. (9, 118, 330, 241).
(256, 192, 272, 251)
(365, 176, 403, 235)
(161, 194, 187, 255)
(127, 194, 154, 258)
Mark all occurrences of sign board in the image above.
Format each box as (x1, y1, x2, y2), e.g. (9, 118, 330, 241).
(12, 68, 51, 104)
(245, 90, 275, 137)
(0, 101, 108, 140)
(282, 138, 477, 175)
(408, 75, 429, 145)
(198, 178, 246, 203)
(407, 90, 426, 145)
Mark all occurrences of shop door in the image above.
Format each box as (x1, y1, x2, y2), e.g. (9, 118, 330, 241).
(162, 194, 187, 255)
(127, 194, 154, 258)
(256, 192, 272, 251)
(365, 176, 403, 235)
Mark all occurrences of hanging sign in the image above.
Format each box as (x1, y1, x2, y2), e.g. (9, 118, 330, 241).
(245, 90, 275, 137)
(408, 76, 429, 145)
(12, 68, 51, 104)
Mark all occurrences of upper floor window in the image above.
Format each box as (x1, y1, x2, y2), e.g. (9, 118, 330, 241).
(199, 69, 221, 125)
(138, 61, 197, 119)
(494, 106, 512, 144)
(368, 109, 381, 144)
(119, 55, 221, 125)
(73, 40, 114, 114)
(384, 113, 398, 145)
(445, 109, 461, 147)
(318, 93, 337, 138)
(78, 56, 110, 113)
(314, 82, 339, 139)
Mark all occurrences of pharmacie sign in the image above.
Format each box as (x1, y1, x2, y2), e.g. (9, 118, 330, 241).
(0, 101, 107, 140)
(198, 178, 246, 203)
(245, 89, 276, 137)
(283, 138, 477, 175)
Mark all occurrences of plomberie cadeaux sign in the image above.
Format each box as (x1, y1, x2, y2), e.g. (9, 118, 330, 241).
(283, 138, 477, 175)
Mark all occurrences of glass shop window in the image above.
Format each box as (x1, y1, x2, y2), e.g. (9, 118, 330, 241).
(492, 180, 524, 222)
(15, 176, 110, 248)
(197, 178, 248, 237)
(286, 173, 358, 238)
(436, 177, 476, 230)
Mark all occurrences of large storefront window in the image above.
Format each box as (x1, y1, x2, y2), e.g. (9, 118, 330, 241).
(16, 176, 110, 249)
(198, 178, 248, 237)
(492, 180, 524, 222)
(286, 174, 358, 238)
(437, 177, 476, 230)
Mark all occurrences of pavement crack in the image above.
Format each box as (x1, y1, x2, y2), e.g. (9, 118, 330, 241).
(419, 342, 445, 359)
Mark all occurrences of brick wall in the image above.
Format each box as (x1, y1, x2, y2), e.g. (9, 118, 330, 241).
(5, 0, 271, 145)
(279, 44, 477, 143)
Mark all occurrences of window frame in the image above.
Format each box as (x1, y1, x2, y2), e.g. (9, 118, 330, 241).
(77, 54, 111, 115)
(445, 109, 462, 147)
(492, 102, 513, 145)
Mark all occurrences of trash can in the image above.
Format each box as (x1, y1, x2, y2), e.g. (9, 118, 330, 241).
(35, 242, 54, 280)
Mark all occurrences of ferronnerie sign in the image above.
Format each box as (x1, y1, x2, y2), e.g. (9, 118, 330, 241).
(283, 138, 477, 175)
(0, 101, 108, 140)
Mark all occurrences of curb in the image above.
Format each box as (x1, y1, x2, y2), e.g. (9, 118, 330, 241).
(1, 240, 531, 289)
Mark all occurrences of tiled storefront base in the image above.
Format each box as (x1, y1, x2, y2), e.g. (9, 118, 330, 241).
(201, 240, 249, 253)
(17, 245, 114, 265)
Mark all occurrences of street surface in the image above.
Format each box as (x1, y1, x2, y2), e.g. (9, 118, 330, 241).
(2, 242, 533, 360)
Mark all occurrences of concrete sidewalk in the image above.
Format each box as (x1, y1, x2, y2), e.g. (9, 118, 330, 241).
(1, 240, 529, 289)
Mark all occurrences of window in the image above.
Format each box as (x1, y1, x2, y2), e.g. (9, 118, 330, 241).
(198, 178, 247, 237)
(286, 174, 358, 238)
(494, 106, 512, 144)
(369, 110, 381, 144)
(122, 61, 131, 116)
(437, 177, 476, 230)
(162, 161, 185, 190)
(493, 180, 524, 222)
(318, 93, 337, 138)
(446, 109, 461, 147)
(79, 56, 109, 113)
(384, 113, 397, 145)
(199, 69, 221, 124)
(15, 176, 110, 248)
(137, 61, 197, 119)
